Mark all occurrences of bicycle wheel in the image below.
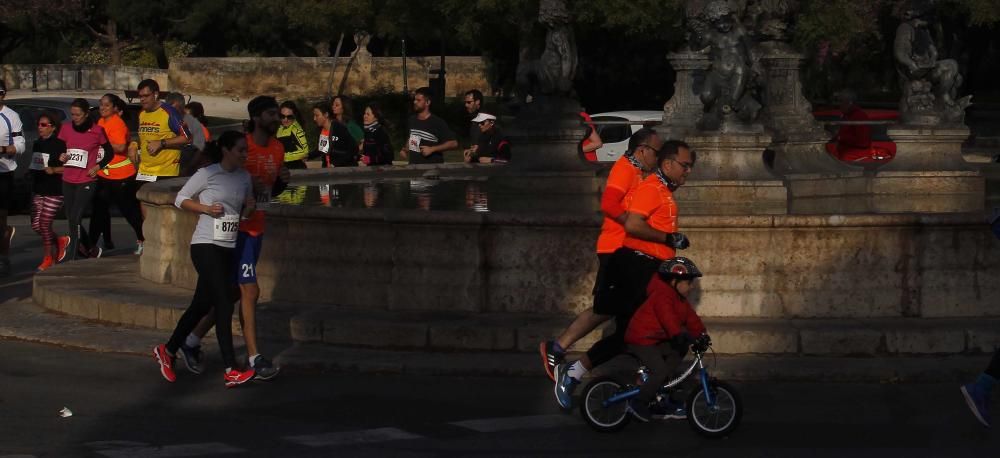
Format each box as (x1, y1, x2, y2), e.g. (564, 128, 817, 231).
(686, 380, 742, 438)
(580, 377, 631, 433)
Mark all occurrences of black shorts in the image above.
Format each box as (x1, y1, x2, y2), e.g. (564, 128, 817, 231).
(592, 247, 661, 316)
(0, 172, 12, 211)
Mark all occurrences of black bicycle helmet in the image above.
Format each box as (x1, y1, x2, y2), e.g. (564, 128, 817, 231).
(658, 257, 703, 280)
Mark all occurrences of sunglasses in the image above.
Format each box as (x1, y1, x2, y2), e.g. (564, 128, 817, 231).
(478, 120, 492, 126)
(280, 115, 295, 120)
(38, 123, 52, 128)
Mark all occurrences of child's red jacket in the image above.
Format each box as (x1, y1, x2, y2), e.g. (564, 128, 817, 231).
(624, 275, 706, 346)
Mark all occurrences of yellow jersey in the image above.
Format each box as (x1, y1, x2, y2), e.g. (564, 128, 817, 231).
(138, 103, 189, 177)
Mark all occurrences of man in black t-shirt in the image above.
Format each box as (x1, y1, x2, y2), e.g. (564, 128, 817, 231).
(400, 87, 458, 165)
(463, 89, 483, 150)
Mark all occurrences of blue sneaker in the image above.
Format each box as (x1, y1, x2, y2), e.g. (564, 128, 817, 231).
(961, 382, 992, 427)
(651, 397, 687, 420)
(553, 363, 578, 410)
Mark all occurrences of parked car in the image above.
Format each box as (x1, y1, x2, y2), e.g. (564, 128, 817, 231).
(3, 97, 102, 212)
(813, 107, 899, 164)
(587, 111, 663, 163)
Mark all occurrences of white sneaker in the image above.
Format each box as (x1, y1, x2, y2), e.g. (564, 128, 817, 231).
(133, 241, 144, 256)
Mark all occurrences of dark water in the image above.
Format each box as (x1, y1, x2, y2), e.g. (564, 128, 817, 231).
(275, 178, 492, 212)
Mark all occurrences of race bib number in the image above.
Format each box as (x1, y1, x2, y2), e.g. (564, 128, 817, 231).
(30, 152, 49, 171)
(135, 172, 157, 182)
(64, 148, 88, 168)
(213, 214, 240, 242)
(318, 136, 330, 154)
(408, 134, 421, 152)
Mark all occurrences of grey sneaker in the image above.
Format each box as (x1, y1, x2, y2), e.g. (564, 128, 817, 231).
(252, 355, 280, 381)
(178, 344, 204, 375)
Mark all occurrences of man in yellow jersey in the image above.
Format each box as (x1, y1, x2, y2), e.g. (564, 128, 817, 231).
(133, 79, 190, 186)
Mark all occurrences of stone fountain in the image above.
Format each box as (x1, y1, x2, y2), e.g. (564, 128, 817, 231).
(128, 0, 1000, 358)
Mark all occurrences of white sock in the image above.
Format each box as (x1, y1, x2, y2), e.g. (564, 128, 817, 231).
(249, 354, 261, 368)
(567, 360, 588, 381)
(185, 334, 201, 348)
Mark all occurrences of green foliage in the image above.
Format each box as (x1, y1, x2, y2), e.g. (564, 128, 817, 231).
(71, 40, 194, 66)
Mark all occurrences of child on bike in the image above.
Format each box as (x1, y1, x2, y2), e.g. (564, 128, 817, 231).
(623, 256, 709, 422)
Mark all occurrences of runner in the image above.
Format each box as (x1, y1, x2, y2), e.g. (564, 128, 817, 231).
(28, 111, 69, 271)
(89, 94, 143, 252)
(539, 128, 661, 380)
(58, 98, 112, 261)
(134, 79, 191, 255)
(311, 103, 357, 167)
(180, 97, 287, 381)
(359, 102, 394, 166)
(0, 79, 26, 276)
(399, 87, 458, 165)
(277, 101, 309, 169)
(153, 130, 256, 388)
(554, 140, 696, 409)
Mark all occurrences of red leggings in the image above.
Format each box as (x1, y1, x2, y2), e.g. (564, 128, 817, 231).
(31, 194, 63, 253)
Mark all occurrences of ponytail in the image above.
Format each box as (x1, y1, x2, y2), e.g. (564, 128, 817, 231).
(204, 130, 244, 163)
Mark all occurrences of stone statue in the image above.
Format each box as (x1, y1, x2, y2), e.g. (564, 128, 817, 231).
(893, 0, 971, 126)
(690, 0, 763, 131)
(515, 0, 578, 106)
(744, 0, 796, 43)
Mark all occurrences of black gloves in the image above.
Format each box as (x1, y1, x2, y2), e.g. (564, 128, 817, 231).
(664, 232, 690, 249)
(693, 333, 712, 352)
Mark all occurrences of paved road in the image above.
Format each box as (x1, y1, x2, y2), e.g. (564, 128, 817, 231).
(0, 339, 997, 458)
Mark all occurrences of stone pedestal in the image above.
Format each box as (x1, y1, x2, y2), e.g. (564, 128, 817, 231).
(679, 132, 787, 215)
(787, 127, 984, 214)
(661, 50, 709, 139)
(757, 44, 826, 143)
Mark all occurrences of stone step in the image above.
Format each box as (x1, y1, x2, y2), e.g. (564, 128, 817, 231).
(33, 257, 1000, 356)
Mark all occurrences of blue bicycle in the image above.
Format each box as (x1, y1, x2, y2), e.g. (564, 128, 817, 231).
(580, 340, 742, 437)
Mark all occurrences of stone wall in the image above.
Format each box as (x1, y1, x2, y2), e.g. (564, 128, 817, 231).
(0, 64, 170, 92)
(168, 55, 491, 98)
(137, 174, 1000, 319)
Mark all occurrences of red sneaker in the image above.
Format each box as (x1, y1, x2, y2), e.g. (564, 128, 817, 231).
(56, 236, 70, 262)
(36, 256, 54, 273)
(153, 344, 176, 382)
(223, 368, 255, 388)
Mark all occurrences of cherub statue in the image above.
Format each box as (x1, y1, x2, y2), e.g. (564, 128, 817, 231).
(692, 0, 762, 131)
(893, 0, 971, 125)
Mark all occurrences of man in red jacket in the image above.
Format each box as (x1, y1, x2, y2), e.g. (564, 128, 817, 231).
(624, 257, 708, 422)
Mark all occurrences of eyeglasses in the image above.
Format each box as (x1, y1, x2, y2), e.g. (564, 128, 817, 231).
(668, 158, 694, 171)
(638, 144, 661, 155)
(38, 123, 52, 128)
(280, 115, 295, 120)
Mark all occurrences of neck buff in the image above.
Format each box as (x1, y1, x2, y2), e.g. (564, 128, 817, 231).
(655, 168, 679, 192)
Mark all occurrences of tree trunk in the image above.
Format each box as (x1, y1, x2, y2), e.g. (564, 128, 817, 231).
(337, 50, 359, 96)
(107, 19, 121, 66)
(325, 32, 346, 98)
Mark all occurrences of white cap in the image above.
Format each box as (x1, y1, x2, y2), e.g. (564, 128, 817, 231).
(471, 113, 496, 123)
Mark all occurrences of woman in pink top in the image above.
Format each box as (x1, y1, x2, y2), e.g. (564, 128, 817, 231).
(57, 98, 113, 260)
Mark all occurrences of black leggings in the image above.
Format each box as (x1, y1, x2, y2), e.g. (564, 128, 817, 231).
(63, 181, 96, 260)
(167, 244, 239, 369)
(89, 178, 144, 246)
(986, 350, 1000, 379)
(586, 248, 661, 369)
